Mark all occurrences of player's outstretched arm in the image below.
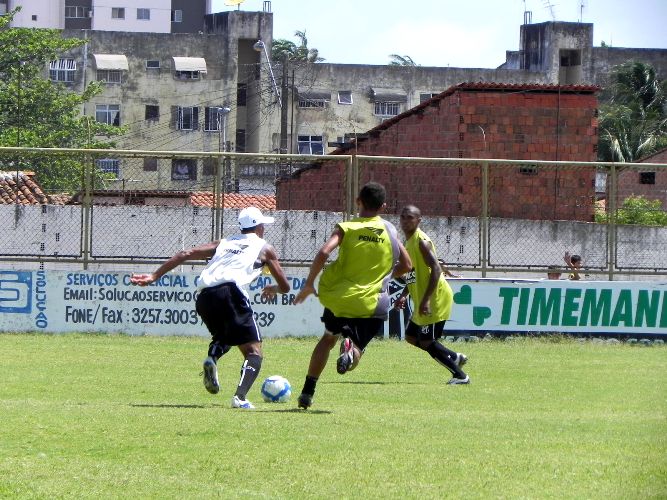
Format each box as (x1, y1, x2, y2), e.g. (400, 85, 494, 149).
(130, 241, 219, 286)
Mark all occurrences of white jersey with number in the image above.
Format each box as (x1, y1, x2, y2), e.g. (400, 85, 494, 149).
(197, 233, 266, 295)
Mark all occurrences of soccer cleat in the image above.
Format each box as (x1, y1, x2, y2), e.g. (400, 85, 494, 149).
(231, 395, 255, 409)
(454, 353, 468, 367)
(297, 393, 313, 409)
(202, 356, 220, 394)
(447, 375, 470, 385)
(336, 338, 354, 374)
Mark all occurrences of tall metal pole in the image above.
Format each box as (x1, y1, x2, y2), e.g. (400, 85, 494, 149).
(280, 54, 288, 155)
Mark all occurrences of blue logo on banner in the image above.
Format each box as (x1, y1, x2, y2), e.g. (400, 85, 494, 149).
(0, 271, 32, 313)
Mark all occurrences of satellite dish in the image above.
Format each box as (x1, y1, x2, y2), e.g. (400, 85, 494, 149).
(224, 0, 245, 6)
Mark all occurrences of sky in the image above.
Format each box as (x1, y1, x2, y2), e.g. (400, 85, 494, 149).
(210, 0, 667, 68)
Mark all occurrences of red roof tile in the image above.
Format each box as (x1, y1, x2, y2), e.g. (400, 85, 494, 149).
(0, 171, 54, 205)
(190, 192, 276, 210)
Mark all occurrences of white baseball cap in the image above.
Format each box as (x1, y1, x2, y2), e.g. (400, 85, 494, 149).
(238, 207, 275, 229)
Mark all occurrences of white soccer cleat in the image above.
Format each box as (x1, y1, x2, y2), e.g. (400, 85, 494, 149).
(231, 395, 255, 409)
(447, 375, 470, 385)
(454, 353, 468, 367)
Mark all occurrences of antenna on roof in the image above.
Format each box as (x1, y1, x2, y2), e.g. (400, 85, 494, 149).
(543, 0, 556, 20)
(579, 0, 586, 22)
(224, 0, 245, 9)
(523, 0, 532, 24)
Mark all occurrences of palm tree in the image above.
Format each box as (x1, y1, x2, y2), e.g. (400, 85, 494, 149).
(598, 61, 667, 162)
(271, 30, 324, 63)
(388, 54, 418, 66)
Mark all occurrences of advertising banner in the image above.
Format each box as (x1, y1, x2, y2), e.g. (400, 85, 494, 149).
(1, 271, 665, 337)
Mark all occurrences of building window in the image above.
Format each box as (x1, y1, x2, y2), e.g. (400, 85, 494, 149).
(297, 135, 324, 155)
(145, 105, 159, 121)
(640, 172, 656, 184)
(65, 6, 90, 18)
(31, 14, 37, 21)
(204, 107, 222, 132)
(136, 8, 150, 20)
(95, 104, 120, 126)
(519, 165, 538, 175)
(202, 158, 216, 176)
(96, 159, 121, 178)
(176, 106, 198, 130)
(97, 69, 122, 84)
(298, 97, 328, 109)
(111, 7, 125, 19)
(143, 157, 158, 171)
(145, 59, 160, 69)
(337, 91, 353, 105)
(49, 59, 76, 83)
(419, 92, 438, 103)
(374, 101, 401, 117)
(236, 129, 246, 152)
(237, 83, 247, 106)
(171, 159, 197, 180)
(171, 9, 182, 22)
(174, 70, 200, 80)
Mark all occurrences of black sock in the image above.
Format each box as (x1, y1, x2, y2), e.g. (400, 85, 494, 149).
(208, 341, 231, 362)
(426, 342, 466, 378)
(301, 375, 318, 396)
(234, 353, 262, 399)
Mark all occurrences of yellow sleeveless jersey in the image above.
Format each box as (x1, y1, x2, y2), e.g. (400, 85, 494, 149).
(318, 216, 400, 319)
(403, 228, 453, 325)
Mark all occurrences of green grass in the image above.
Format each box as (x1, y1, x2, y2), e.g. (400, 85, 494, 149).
(0, 334, 665, 499)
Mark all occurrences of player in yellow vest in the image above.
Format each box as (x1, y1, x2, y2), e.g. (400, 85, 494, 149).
(395, 205, 469, 384)
(293, 182, 412, 409)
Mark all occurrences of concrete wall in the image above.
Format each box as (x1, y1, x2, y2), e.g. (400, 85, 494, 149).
(1, 205, 665, 280)
(91, 0, 170, 33)
(8, 0, 64, 28)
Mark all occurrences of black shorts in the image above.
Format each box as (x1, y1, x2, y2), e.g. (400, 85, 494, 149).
(196, 283, 261, 346)
(321, 308, 384, 351)
(405, 320, 446, 342)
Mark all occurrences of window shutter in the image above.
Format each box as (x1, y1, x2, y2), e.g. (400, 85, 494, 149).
(193, 107, 200, 130)
(171, 106, 178, 129)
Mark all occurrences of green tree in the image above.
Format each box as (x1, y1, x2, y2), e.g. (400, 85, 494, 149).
(388, 54, 419, 66)
(598, 61, 667, 162)
(596, 195, 667, 226)
(271, 30, 324, 63)
(0, 9, 122, 192)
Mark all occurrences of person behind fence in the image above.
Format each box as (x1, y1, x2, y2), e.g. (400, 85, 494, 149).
(293, 182, 412, 409)
(564, 251, 582, 280)
(395, 205, 469, 385)
(130, 207, 290, 410)
(547, 266, 562, 280)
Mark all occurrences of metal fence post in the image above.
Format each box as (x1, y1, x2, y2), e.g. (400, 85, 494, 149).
(607, 164, 617, 280)
(481, 161, 489, 277)
(346, 155, 358, 221)
(213, 155, 223, 241)
(81, 154, 93, 270)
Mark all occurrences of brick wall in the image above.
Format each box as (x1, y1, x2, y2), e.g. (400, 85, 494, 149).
(616, 148, 667, 208)
(276, 85, 599, 221)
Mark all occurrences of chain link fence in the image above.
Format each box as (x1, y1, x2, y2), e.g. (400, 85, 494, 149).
(1, 147, 666, 278)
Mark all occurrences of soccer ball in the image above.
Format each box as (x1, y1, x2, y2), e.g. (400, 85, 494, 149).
(261, 375, 291, 403)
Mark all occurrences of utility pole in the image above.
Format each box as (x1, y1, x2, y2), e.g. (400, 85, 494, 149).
(279, 53, 289, 177)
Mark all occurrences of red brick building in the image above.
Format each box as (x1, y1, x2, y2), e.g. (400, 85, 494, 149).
(616, 147, 667, 208)
(276, 82, 599, 221)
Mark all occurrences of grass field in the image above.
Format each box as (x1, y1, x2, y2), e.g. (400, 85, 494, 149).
(0, 333, 665, 499)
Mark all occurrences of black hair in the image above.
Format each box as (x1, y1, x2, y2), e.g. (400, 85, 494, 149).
(358, 182, 386, 210)
(571, 255, 582, 264)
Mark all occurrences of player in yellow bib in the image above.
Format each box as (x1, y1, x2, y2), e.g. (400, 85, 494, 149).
(395, 205, 469, 384)
(294, 182, 412, 409)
